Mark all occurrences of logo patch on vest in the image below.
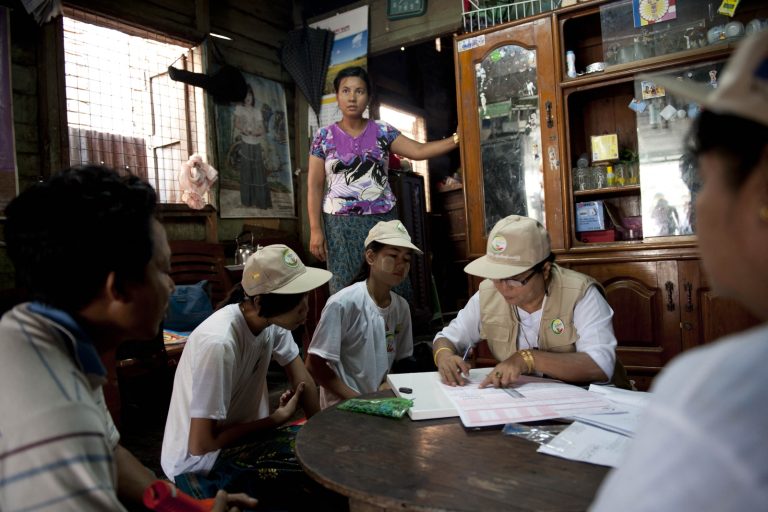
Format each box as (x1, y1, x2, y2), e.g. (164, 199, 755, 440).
(551, 318, 565, 334)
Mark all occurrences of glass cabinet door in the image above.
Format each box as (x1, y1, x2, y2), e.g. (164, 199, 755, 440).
(455, 19, 560, 257)
(476, 44, 544, 234)
(635, 59, 724, 238)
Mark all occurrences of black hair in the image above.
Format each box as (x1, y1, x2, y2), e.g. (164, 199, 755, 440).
(347, 241, 386, 286)
(219, 282, 306, 318)
(685, 111, 768, 190)
(333, 66, 372, 95)
(4, 165, 157, 313)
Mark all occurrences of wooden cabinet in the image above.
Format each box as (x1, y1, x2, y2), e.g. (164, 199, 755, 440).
(565, 257, 760, 389)
(453, 0, 766, 389)
(454, 14, 565, 256)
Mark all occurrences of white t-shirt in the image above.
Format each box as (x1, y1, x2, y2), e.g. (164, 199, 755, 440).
(591, 323, 768, 511)
(308, 281, 413, 408)
(161, 304, 299, 480)
(434, 286, 616, 379)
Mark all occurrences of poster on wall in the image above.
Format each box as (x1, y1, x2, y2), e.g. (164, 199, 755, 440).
(0, 6, 18, 212)
(216, 72, 294, 218)
(308, 5, 369, 137)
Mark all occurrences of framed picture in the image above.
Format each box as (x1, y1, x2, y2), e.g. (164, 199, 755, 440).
(216, 72, 294, 218)
(640, 80, 666, 100)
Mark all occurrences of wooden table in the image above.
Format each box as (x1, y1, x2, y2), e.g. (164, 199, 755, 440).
(296, 392, 609, 512)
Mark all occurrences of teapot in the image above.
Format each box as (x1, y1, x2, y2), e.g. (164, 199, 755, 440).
(234, 231, 255, 266)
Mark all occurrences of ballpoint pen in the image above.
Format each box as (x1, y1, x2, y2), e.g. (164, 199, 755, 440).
(458, 344, 471, 378)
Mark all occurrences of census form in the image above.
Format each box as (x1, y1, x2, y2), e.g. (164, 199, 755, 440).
(387, 368, 493, 420)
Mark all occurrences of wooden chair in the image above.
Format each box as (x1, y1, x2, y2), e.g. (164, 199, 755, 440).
(168, 240, 232, 307)
(113, 240, 231, 428)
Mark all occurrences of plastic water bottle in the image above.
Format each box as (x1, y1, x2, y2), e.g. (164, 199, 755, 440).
(566, 51, 577, 78)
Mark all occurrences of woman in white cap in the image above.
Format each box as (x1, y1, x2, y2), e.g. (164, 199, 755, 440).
(592, 30, 768, 511)
(306, 220, 423, 408)
(161, 245, 336, 509)
(432, 214, 630, 389)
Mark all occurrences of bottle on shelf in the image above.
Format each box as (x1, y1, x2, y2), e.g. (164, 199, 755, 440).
(566, 50, 577, 78)
(606, 165, 615, 187)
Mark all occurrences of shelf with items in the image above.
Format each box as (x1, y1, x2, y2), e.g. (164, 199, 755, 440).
(573, 184, 640, 198)
(558, 0, 768, 84)
(563, 77, 641, 245)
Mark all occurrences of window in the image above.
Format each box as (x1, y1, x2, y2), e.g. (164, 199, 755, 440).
(379, 104, 431, 211)
(63, 8, 208, 205)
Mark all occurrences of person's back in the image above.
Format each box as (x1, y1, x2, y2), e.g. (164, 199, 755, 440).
(592, 325, 768, 510)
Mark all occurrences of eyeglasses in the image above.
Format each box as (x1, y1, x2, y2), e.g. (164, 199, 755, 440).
(493, 268, 540, 288)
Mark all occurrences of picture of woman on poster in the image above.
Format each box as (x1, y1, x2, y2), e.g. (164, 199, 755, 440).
(228, 85, 272, 209)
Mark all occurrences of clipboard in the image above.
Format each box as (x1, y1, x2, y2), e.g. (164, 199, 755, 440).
(387, 368, 493, 420)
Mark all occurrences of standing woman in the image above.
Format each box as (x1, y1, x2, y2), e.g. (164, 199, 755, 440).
(308, 65, 459, 294)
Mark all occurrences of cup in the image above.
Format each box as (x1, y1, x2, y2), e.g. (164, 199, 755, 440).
(591, 166, 606, 189)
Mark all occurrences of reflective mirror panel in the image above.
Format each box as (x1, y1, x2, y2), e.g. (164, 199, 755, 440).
(476, 44, 545, 234)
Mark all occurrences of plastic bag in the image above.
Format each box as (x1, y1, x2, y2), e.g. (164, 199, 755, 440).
(502, 422, 569, 445)
(337, 397, 414, 419)
(164, 280, 213, 331)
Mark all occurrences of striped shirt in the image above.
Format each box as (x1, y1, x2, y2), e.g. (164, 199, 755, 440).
(0, 303, 124, 511)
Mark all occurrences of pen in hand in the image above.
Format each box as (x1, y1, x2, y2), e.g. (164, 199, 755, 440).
(459, 345, 471, 378)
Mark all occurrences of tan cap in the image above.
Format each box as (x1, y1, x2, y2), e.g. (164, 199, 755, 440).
(642, 30, 768, 128)
(464, 215, 550, 279)
(363, 220, 423, 255)
(241, 244, 332, 295)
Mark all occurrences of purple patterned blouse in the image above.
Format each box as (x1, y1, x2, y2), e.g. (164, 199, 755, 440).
(310, 120, 401, 215)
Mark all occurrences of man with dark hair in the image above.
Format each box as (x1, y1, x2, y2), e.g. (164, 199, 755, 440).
(0, 166, 256, 511)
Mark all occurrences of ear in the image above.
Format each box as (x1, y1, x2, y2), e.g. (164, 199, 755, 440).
(364, 248, 376, 266)
(105, 271, 129, 303)
(250, 295, 263, 317)
(541, 261, 552, 280)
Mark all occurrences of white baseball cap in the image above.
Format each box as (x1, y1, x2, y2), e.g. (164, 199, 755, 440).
(363, 220, 423, 254)
(463, 215, 551, 279)
(241, 244, 332, 295)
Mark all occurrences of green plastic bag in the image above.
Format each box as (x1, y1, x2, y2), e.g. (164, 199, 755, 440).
(337, 397, 414, 419)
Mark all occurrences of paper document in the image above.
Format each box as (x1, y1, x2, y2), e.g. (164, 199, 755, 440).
(538, 421, 631, 467)
(440, 374, 614, 428)
(567, 385, 651, 437)
(388, 368, 492, 420)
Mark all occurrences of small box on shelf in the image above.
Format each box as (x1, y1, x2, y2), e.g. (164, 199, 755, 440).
(579, 229, 616, 243)
(575, 200, 606, 232)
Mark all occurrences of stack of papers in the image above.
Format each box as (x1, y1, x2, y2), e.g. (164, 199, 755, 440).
(440, 374, 615, 429)
(568, 385, 650, 437)
(537, 385, 652, 467)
